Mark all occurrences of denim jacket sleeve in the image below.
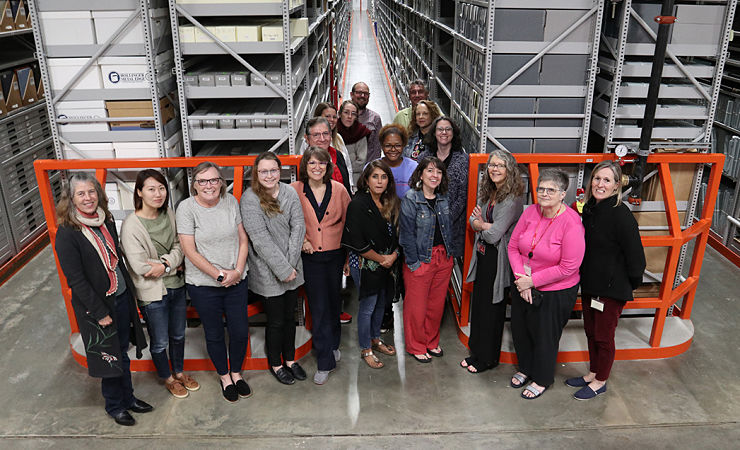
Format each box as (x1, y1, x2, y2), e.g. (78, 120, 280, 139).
(399, 192, 421, 271)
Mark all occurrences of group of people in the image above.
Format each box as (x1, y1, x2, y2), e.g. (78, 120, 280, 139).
(53, 79, 645, 427)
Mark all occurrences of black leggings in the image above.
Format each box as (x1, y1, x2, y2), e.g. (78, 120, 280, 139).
(263, 288, 298, 367)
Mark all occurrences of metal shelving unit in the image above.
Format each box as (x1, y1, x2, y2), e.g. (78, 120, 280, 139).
(169, 0, 346, 157)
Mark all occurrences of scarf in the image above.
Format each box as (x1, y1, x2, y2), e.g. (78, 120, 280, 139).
(337, 120, 371, 145)
(327, 146, 345, 185)
(77, 207, 119, 296)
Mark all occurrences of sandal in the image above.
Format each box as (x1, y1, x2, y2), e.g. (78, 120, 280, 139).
(510, 372, 529, 388)
(427, 347, 443, 357)
(467, 362, 496, 374)
(521, 383, 546, 400)
(460, 356, 476, 369)
(372, 340, 396, 356)
(410, 353, 432, 363)
(361, 350, 384, 369)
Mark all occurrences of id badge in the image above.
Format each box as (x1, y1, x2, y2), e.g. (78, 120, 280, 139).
(523, 263, 532, 277)
(590, 297, 604, 312)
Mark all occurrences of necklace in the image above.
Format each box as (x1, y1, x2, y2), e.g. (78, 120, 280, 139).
(528, 204, 563, 259)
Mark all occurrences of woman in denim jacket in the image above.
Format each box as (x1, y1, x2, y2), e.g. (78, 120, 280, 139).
(399, 156, 455, 363)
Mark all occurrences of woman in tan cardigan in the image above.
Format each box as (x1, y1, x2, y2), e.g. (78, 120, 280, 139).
(121, 169, 199, 398)
(291, 147, 351, 385)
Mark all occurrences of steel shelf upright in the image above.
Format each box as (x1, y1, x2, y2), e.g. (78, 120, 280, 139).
(169, 0, 344, 158)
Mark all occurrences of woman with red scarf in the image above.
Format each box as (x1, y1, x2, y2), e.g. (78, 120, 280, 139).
(304, 117, 353, 195)
(337, 100, 372, 186)
(55, 172, 151, 426)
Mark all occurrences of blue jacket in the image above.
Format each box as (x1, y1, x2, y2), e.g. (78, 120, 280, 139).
(399, 188, 453, 271)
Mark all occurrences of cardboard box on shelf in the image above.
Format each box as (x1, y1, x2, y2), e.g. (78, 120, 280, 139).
(0, 90, 8, 117)
(105, 97, 175, 130)
(261, 22, 283, 42)
(64, 142, 115, 159)
(209, 25, 237, 43)
(56, 101, 109, 132)
(236, 24, 261, 42)
(290, 18, 308, 38)
(194, 27, 213, 43)
(11, 0, 29, 30)
(641, 163, 696, 203)
(1, 0, 14, 31)
(179, 25, 195, 43)
(0, 70, 23, 112)
(14, 66, 37, 106)
(99, 51, 172, 89)
(93, 10, 167, 45)
(47, 58, 103, 91)
(38, 11, 96, 46)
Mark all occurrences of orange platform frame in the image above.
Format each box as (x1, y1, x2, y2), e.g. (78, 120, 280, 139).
(450, 152, 725, 363)
(34, 155, 313, 372)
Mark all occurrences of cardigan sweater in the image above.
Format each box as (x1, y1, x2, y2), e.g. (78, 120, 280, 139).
(291, 180, 351, 253)
(580, 195, 646, 301)
(241, 183, 305, 297)
(120, 208, 184, 303)
(508, 204, 585, 291)
(56, 221, 147, 377)
(465, 194, 524, 304)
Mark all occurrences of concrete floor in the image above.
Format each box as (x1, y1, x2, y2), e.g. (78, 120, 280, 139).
(2, 6, 739, 449)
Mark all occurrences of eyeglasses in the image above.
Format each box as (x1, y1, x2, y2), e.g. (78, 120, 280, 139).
(307, 161, 328, 167)
(409, 89, 426, 95)
(487, 163, 506, 170)
(309, 131, 331, 139)
(257, 169, 280, 177)
(195, 177, 222, 186)
(536, 187, 561, 196)
(383, 144, 403, 151)
(352, 90, 370, 96)
(341, 110, 358, 117)
(436, 127, 453, 134)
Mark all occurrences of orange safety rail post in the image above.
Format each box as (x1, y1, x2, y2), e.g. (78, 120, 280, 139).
(34, 155, 304, 372)
(457, 152, 725, 360)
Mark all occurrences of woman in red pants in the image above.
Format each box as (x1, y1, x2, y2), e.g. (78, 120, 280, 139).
(399, 156, 455, 363)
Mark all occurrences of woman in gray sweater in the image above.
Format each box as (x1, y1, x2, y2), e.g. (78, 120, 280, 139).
(241, 152, 307, 385)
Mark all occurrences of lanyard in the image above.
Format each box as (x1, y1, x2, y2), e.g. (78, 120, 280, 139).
(528, 205, 562, 259)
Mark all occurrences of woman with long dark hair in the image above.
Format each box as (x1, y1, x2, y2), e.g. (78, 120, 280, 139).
(241, 152, 307, 385)
(121, 169, 199, 398)
(337, 100, 372, 186)
(342, 160, 400, 369)
(462, 150, 524, 373)
(55, 172, 150, 426)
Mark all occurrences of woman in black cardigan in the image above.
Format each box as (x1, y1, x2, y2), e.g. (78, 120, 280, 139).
(55, 173, 150, 426)
(567, 161, 646, 400)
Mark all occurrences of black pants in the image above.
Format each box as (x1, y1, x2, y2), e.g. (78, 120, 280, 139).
(511, 284, 578, 387)
(264, 288, 299, 367)
(468, 245, 506, 368)
(303, 250, 343, 371)
(101, 290, 135, 416)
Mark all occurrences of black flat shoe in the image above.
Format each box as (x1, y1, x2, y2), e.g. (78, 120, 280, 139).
(427, 347, 443, 357)
(234, 379, 252, 398)
(270, 366, 295, 385)
(286, 363, 307, 381)
(112, 410, 135, 426)
(129, 399, 153, 413)
(221, 381, 238, 403)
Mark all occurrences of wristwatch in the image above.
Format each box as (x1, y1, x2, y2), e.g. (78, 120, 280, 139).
(217, 271, 225, 282)
(162, 260, 171, 274)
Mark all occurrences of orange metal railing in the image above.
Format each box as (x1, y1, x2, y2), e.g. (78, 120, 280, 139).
(34, 155, 305, 371)
(451, 152, 725, 362)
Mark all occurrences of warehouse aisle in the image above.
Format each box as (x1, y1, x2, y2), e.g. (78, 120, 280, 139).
(341, 4, 398, 123)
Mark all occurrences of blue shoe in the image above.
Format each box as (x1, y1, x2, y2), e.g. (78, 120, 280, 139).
(565, 376, 589, 388)
(574, 383, 607, 400)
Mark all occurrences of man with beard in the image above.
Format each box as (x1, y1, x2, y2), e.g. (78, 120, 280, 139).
(350, 82, 383, 162)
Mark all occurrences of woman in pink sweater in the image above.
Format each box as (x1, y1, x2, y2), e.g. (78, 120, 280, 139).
(507, 169, 585, 400)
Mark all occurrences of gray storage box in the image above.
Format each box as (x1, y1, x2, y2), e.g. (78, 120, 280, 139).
(493, 9, 545, 41)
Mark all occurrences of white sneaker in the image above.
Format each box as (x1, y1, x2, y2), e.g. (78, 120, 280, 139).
(333, 349, 341, 362)
(313, 370, 330, 385)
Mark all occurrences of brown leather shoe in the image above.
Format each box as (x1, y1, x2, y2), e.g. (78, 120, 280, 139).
(165, 379, 188, 398)
(175, 373, 200, 391)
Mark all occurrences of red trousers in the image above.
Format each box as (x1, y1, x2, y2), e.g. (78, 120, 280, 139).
(402, 245, 454, 354)
(582, 294, 625, 381)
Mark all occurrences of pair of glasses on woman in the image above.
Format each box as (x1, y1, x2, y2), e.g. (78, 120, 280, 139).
(195, 177, 222, 186)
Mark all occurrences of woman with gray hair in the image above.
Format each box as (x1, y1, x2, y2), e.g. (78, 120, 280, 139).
(566, 161, 645, 400)
(177, 162, 250, 403)
(54, 172, 150, 426)
(461, 150, 524, 373)
(507, 169, 585, 399)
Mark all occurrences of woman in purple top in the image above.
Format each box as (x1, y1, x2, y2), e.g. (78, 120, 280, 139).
(507, 169, 585, 400)
(379, 124, 418, 198)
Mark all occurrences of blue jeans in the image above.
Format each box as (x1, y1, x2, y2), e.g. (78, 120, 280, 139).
(357, 288, 386, 350)
(187, 278, 249, 375)
(101, 290, 136, 416)
(141, 287, 187, 379)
